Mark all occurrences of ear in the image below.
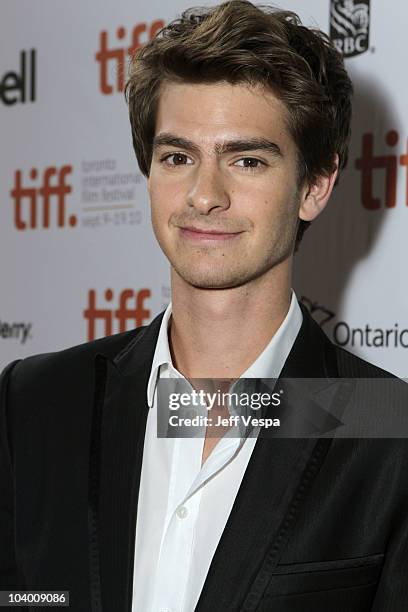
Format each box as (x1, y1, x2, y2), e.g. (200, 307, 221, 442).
(299, 155, 339, 222)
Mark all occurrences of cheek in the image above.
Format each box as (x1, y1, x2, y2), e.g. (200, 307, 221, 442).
(149, 181, 183, 240)
(148, 184, 165, 236)
(250, 188, 299, 233)
(149, 176, 186, 212)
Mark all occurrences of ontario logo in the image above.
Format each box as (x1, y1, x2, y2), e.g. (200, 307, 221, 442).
(330, 0, 370, 58)
(301, 297, 408, 349)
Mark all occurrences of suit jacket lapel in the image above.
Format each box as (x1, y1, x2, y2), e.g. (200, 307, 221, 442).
(195, 304, 339, 611)
(88, 312, 164, 612)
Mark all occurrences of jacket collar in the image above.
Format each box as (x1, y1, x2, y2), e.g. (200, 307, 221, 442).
(111, 309, 165, 376)
(281, 301, 338, 379)
(101, 299, 336, 379)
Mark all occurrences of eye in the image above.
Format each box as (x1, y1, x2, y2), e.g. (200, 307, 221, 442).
(234, 157, 265, 171)
(161, 153, 193, 166)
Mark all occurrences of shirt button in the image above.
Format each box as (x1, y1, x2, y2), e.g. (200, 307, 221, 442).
(176, 505, 188, 519)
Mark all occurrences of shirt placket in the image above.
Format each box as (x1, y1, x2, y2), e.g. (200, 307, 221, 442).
(152, 373, 246, 612)
(152, 434, 203, 612)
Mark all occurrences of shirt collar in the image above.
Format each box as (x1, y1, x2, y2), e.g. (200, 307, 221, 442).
(147, 302, 174, 408)
(146, 290, 303, 408)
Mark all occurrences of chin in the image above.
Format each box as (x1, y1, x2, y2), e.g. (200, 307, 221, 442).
(173, 264, 256, 290)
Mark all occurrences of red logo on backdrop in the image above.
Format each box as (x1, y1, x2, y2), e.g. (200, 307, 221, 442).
(10, 165, 74, 230)
(355, 130, 408, 209)
(84, 288, 151, 340)
(95, 21, 165, 94)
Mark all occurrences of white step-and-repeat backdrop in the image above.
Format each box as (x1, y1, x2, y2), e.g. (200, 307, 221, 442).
(1, 0, 407, 377)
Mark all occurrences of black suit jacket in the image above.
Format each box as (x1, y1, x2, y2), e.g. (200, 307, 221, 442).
(0, 303, 407, 611)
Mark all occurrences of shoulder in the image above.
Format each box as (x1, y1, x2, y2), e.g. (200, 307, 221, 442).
(0, 327, 150, 461)
(322, 328, 408, 441)
(0, 326, 147, 397)
(332, 342, 398, 379)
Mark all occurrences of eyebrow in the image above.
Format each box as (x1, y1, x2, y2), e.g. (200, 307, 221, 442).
(152, 133, 283, 158)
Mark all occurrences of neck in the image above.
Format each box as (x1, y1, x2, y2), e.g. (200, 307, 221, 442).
(168, 261, 293, 379)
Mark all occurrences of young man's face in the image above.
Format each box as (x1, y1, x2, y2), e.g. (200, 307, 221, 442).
(148, 80, 305, 290)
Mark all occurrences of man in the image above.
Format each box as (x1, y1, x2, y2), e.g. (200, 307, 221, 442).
(1, 1, 407, 611)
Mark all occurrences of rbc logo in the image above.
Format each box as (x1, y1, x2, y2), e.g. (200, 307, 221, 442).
(84, 288, 151, 340)
(330, 0, 370, 58)
(95, 21, 165, 94)
(10, 166, 74, 230)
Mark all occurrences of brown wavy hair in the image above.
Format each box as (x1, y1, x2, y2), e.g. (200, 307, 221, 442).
(125, 0, 353, 246)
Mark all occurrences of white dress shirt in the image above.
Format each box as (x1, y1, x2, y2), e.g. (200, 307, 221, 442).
(131, 292, 302, 612)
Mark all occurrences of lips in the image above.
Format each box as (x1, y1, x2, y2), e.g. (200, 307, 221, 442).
(179, 225, 242, 235)
(181, 226, 236, 234)
(178, 225, 243, 242)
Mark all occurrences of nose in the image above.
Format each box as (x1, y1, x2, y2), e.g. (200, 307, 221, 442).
(186, 161, 230, 214)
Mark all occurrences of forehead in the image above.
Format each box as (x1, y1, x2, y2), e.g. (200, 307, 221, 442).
(154, 80, 293, 150)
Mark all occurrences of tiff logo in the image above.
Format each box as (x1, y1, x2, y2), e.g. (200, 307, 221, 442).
(0, 49, 36, 106)
(95, 21, 165, 94)
(84, 288, 151, 340)
(355, 131, 408, 209)
(11, 166, 75, 230)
